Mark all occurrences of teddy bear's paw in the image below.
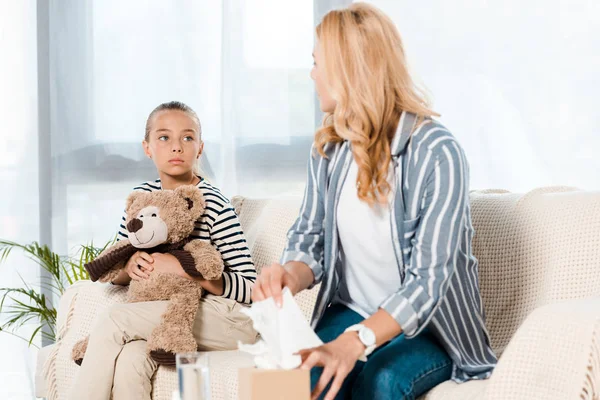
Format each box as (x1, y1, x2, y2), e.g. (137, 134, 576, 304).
(149, 349, 177, 366)
(71, 337, 89, 366)
(183, 241, 224, 280)
(148, 341, 198, 366)
(147, 326, 198, 365)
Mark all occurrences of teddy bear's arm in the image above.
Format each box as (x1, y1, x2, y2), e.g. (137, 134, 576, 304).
(169, 240, 224, 281)
(85, 239, 137, 282)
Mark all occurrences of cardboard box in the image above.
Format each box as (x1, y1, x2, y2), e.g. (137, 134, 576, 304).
(238, 368, 310, 400)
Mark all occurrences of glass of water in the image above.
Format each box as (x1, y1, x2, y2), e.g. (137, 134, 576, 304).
(176, 352, 211, 400)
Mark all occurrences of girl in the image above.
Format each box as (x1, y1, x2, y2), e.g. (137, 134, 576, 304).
(252, 3, 497, 400)
(69, 101, 258, 400)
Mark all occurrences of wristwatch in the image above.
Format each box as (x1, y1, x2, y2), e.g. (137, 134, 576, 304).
(344, 324, 376, 362)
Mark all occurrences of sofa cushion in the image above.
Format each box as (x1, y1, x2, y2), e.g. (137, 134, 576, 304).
(234, 187, 600, 359)
(419, 379, 488, 400)
(470, 187, 600, 356)
(232, 195, 320, 322)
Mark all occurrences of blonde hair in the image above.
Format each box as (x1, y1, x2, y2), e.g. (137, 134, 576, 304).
(145, 101, 203, 176)
(315, 2, 439, 206)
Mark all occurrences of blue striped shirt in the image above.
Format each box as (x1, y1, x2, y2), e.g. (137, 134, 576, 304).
(117, 178, 256, 304)
(281, 111, 497, 382)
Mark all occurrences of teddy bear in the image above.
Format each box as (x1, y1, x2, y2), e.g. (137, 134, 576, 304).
(71, 185, 224, 366)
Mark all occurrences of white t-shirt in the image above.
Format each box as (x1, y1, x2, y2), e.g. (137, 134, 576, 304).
(332, 159, 402, 318)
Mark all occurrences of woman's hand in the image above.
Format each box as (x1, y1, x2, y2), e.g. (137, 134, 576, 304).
(124, 251, 154, 281)
(251, 262, 301, 306)
(298, 332, 366, 400)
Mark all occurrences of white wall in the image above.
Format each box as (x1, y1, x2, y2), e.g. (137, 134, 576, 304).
(364, 0, 600, 191)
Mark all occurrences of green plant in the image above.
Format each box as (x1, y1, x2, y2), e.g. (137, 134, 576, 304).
(0, 238, 115, 347)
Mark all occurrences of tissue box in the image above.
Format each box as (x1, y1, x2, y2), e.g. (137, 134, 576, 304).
(238, 368, 310, 400)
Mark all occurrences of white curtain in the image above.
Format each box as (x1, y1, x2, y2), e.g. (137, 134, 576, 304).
(0, 2, 40, 399)
(1, 0, 325, 397)
(363, 0, 600, 192)
(49, 0, 317, 255)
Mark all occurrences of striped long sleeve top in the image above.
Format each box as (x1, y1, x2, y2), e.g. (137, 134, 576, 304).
(280, 111, 497, 382)
(117, 178, 256, 304)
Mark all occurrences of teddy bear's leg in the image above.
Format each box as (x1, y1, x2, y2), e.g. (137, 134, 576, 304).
(71, 336, 89, 366)
(147, 288, 202, 366)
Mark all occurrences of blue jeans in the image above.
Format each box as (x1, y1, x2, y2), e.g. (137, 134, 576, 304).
(311, 304, 452, 400)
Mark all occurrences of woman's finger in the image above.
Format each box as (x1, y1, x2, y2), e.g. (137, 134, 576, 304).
(297, 348, 311, 361)
(301, 350, 323, 371)
(323, 367, 348, 400)
(269, 264, 285, 307)
(260, 267, 273, 300)
(312, 365, 334, 400)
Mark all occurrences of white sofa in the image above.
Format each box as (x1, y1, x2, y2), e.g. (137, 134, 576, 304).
(37, 187, 600, 400)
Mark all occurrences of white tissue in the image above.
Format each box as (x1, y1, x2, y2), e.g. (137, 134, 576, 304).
(238, 288, 323, 369)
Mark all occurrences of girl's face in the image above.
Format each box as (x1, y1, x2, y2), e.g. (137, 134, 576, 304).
(143, 110, 203, 176)
(311, 40, 336, 113)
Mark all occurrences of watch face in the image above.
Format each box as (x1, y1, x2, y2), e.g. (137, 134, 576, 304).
(359, 327, 376, 347)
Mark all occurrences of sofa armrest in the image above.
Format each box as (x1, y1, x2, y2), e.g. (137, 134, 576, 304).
(55, 280, 91, 339)
(484, 298, 600, 400)
(35, 344, 55, 398)
(41, 281, 129, 399)
(55, 280, 128, 340)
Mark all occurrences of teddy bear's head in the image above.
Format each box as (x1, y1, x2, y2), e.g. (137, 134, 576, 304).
(123, 185, 204, 248)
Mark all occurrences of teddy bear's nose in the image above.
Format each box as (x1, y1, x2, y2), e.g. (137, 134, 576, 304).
(127, 218, 143, 233)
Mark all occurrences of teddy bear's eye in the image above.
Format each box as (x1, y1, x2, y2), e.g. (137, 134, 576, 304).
(152, 213, 157, 217)
(139, 215, 143, 218)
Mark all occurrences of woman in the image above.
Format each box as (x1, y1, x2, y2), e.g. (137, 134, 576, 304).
(252, 3, 497, 400)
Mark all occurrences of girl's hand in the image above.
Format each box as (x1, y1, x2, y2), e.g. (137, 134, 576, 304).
(252, 262, 300, 306)
(125, 251, 154, 281)
(298, 332, 366, 400)
(150, 253, 188, 279)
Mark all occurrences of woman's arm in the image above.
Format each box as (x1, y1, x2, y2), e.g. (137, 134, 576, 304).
(284, 261, 316, 294)
(378, 141, 469, 337)
(252, 260, 315, 306)
(253, 145, 325, 304)
(279, 144, 327, 287)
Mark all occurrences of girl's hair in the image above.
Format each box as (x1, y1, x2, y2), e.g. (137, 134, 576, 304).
(145, 101, 203, 176)
(314, 2, 439, 206)
(144, 101, 202, 142)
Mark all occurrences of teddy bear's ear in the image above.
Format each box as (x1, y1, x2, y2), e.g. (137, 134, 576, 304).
(174, 185, 205, 218)
(125, 191, 147, 211)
